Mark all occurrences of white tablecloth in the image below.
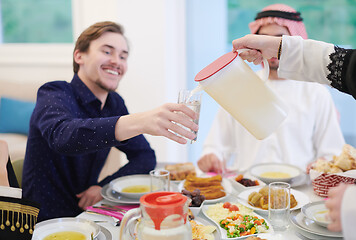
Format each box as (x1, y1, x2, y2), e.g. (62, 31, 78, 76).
(77, 176, 331, 240)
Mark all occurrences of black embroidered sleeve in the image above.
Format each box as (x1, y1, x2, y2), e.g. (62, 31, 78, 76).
(327, 46, 356, 99)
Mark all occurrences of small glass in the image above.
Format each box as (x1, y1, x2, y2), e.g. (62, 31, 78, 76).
(177, 89, 202, 143)
(268, 182, 291, 232)
(150, 169, 170, 192)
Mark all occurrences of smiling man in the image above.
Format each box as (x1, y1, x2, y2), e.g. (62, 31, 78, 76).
(22, 21, 198, 221)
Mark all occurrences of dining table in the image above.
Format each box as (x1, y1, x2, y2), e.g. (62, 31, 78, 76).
(77, 165, 342, 240)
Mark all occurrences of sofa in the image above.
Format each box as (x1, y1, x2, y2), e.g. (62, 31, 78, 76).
(0, 79, 126, 182)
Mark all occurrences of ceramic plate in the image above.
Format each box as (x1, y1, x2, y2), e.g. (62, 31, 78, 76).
(238, 187, 310, 215)
(193, 217, 221, 240)
(228, 173, 266, 193)
(32, 217, 100, 240)
(301, 201, 331, 228)
(249, 163, 302, 184)
(109, 174, 151, 199)
(202, 204, 273, 239)
(101, 184, 140, 204)
(97, 226, 112, 240)
(290, 210, 343, 238)
(178, 178, 232, 204)
(289, 172, 309, 187)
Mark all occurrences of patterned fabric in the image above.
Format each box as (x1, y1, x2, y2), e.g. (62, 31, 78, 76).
(312, 173, 356, 197)
(249, 4, 308, 39)
(327, 46, 355, 97)
(0, 196, 40, 240)
(23, 74, 156, 221)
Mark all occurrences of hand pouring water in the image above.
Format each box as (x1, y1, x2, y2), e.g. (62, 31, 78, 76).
(194, 50, 288, 140)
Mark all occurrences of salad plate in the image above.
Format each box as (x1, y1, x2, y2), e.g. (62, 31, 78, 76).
(202, 203, 273, 239)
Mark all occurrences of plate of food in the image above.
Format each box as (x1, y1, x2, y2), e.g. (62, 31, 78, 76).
(165, 162, 196, 183)
(178, 174, 232, 204)
(238, 186, 310, 215)
(228, 173, 266, 192)
(32, 217, 100, 240)
(301, 201, 331, 227)
(202, 202, 273, 239)
(191, 217, 221, 240)
(249, 163, 302, 184)
(109, 174, 151, 199)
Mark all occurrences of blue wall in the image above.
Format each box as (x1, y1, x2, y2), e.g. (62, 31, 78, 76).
(186, 0, 227, 164)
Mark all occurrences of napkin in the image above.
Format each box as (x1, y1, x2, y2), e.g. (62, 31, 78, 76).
(86, 204, 139, 220)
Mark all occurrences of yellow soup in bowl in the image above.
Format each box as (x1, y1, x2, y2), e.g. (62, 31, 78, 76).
(122, 185, 150, 193)
(260, 172, 291, 179)
(43, 231, 86, 240)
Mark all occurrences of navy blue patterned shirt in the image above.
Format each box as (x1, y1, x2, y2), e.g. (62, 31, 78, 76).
(22, 74, 156, 221)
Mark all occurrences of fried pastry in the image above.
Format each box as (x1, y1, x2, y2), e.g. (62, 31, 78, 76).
(183, 174, 225, 200)
(165, 162, 196, 180)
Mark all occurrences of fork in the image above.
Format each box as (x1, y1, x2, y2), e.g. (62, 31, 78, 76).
(92, 205, 128, 214)
(86, 211, 121, 226)
(100, 204, 130, 212)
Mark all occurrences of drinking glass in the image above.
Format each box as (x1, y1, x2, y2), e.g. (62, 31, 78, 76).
(150, 169, 170, 192)
(177, 89, 202, 144)
(268, 182, 290, 232)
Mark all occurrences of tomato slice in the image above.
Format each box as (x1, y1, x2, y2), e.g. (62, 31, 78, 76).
(229, 204, 239, 212)
(223, 202, 231, 209)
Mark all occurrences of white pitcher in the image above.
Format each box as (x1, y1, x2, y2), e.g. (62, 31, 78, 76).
(194, 50, 288, 140)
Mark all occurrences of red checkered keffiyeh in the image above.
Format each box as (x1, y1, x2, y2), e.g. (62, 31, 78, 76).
(249, 4, 308, 39)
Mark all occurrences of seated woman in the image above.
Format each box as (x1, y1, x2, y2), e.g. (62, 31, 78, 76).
(0, 140, 40, 240)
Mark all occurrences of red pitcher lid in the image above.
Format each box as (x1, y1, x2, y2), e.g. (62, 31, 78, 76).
(140, 192, 188, 230)
(195, 51, 238, 82)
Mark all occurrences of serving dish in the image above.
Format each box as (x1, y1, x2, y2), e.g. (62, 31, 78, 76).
(228, 173, 266, 192)
(192, 217, 221, 240)
(109, 174, 151, 199)
(32, 217, 100, 240)
(202, 203, 273, 239)
(178, 178, 232, 204)
(301, 201, 331, 227)
(237, 187, 310, 215)
(249, 163, 302, 183)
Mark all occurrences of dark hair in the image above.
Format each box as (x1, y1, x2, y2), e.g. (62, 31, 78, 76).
(73, 21, 125, 73)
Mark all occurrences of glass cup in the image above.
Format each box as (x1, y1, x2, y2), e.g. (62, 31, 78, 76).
(177, 89, 202, 144)
(268, 182, 291, 232)
(150, 169, 170, 192)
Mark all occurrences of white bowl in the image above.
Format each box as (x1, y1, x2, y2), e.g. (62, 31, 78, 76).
(301, 201, 331, 227)
(32, 217, 99, 240)
(189, 200, 205, 217)
(110, 174, 151, 199)
(228, 173, 266, 192)
(250, 163, 302, 183)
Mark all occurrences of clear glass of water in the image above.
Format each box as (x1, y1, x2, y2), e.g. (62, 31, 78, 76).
(177, 89, 202, 144)
(150, 169, 170, 192)
(268, 182, 291, 232)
